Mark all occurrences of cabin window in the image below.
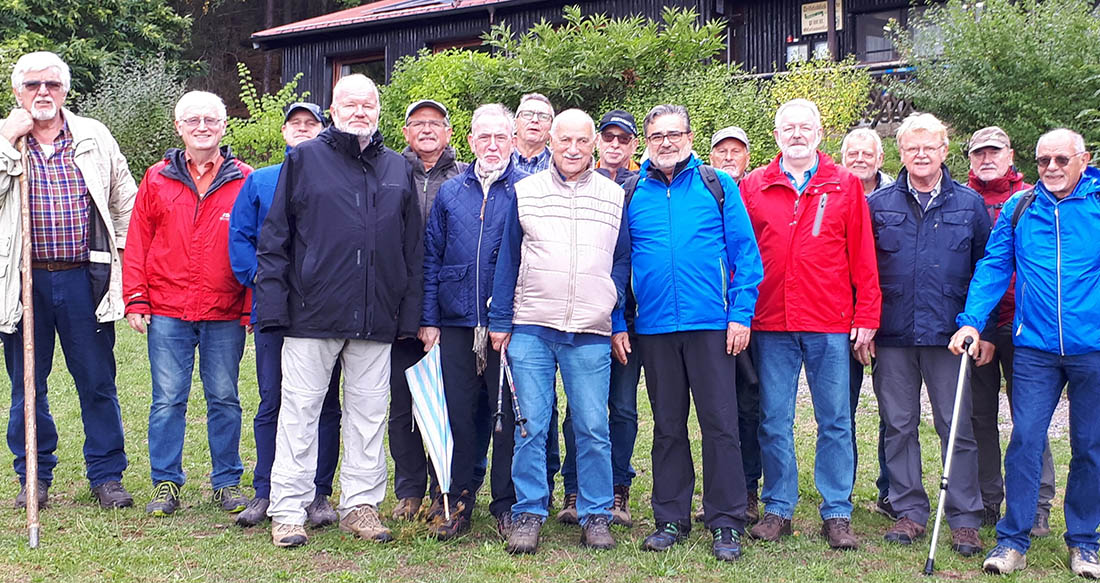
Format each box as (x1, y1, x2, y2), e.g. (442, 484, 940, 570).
(333, 54, 386, 85)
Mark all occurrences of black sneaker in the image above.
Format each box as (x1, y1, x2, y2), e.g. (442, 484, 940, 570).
(213, 485, 248, 513)
(91, 480, 133, 509)
(506, 512, 543, 554)
(712, 527, 743, 562)
(642, 521, 688, 552)
(236, 497, 270, 527)
(305, 493, 338, 528)
(146, 481, 181, 516)
(981, 504, 1001, 528)
(14, 479, 49, 509)
(874, 495, 900, 521)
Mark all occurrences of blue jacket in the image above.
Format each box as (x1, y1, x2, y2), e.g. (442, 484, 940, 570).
(627, 154, 762, 333)
(868, 167, 991, 347)
(422, 161, 525, 328)
(228, 150, 287, 323)
(958, 165, 1100, 355)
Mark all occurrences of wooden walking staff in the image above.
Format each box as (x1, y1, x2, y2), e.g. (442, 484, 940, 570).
(17, 138, 40, 548)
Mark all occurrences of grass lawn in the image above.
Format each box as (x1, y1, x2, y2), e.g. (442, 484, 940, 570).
(0, 323, 1077, 582)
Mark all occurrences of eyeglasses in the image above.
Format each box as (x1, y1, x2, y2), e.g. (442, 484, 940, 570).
(407, 120, 448, 130)
(474, 133, 510, 146)
(645, 131, 686, 144)
(1036, 152, 1085, 168)
(600, 131, 634, 145)
(901, 144, 945, 156)
(516, 110, 552, 122)
(22, 80, 64, 92)
(179, 116, 225, 129)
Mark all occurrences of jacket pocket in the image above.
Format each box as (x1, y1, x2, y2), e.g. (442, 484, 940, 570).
(437, 264, 472, 321)
(942, 209, 975, 252)
(873, 211, 907, 253)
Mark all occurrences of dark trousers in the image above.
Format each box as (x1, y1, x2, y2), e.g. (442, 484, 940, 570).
(971, 323, 1055, 514)
(1, 266, 127, 487)
(440, 327, 516, 518)
(640, 330, 747, 531)
(737, 348, 762, 494)
(390, 337, 430, 499)
(252, 328, 341, 498)
(849, 354, 890, 499)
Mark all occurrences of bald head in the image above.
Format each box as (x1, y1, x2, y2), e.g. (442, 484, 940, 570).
(1035, 128, 1091, 199)
(331, 74, 380, 138)
(550, 109, 596, 181)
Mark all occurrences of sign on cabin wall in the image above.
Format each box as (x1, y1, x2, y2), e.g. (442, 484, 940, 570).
(801, 1, 844, 35)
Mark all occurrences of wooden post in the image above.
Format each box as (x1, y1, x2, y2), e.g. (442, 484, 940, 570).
(18, 139, 39, 549)
(826, 0, 838, 60)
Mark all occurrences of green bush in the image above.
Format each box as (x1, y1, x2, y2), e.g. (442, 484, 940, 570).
(75, 55, 186, 178)
(770, 57, 872, 140)
(890, 0, 1100, 181)
(223, 64, 309, 168)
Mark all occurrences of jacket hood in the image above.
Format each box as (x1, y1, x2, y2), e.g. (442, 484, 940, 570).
(754, 151, 843, 189)
(967, 166, 1026, 198)
(159, 145, 245, 195)
(319, 126, 385, 159)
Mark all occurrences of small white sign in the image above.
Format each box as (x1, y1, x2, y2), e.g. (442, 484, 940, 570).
(802, 0, 844, 35)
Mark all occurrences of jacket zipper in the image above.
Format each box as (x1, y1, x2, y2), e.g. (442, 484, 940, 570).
(564, 184, 579, 325)
(667, 186, 679, 322)
(1016, 281, 1026, 337)
(719, 256, 728, 311)
(474, 187, 489, 327)
(1055, 204, 1064, 355)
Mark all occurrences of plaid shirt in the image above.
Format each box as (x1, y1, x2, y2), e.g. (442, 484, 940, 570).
(511, 147, 551, 175)
(26, 122, 90, 262)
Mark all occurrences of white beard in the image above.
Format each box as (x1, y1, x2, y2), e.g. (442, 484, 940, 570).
(32, 104, 58, 121)
(335, 118, 376, 138)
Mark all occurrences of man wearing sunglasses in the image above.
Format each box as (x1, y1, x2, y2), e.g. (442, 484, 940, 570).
(952, 128, 1100, 578)
(0, 51, 138, 510)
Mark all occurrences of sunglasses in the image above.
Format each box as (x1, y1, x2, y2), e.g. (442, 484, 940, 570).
(22, 80, 63, 92)
(1036, 152, 1085, 168)
(600, 131, 634, 145)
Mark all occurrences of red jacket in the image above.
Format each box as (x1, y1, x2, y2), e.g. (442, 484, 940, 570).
(123, 148, 252, 322)
(740, 152, 881, 333)
(967, 167, 1030, 328)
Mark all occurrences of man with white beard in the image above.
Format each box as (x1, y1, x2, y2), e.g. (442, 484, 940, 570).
(0, 51, 137, 510)
(256, 74, 422, 548)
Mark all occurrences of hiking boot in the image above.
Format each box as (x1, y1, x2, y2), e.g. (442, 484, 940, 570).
(91, 480, 133, 509)
(505, 512, 543, 554)
(340, 504, 393, 542)
(429, 513, 471, 541)
(146, 481, 181, 516)
(712, 527, 743, 562)
(271, 520, 308, 548)
(556, 492, 578, 524)
(641, 522, 688, 552)
(496, 511, 515, 540)
(884, 516, 926, 545)
(749, 512, 791, 542)
(982, 504, 1001, 528)
(694, 503, 705, 523)
(951, 526, 983, 557)
(1070, 547, 1100, 579)
(983, 544, 1027, 575)
(392, 496, 422, 521)
(14, 479, 48, 509)
(306, 493, 338, 528)
(609, 485, 632, 527)
(213, 485, 248, 513)
(874, 495, 899, 521)
(580, 515, 616, 550)
(1031, 510, 1051, 537)
(822, 517, 859, 550)
(236, 497, 270, 527)
(746, 490, 760, 525)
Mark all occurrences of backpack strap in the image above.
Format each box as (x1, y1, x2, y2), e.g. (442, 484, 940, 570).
(1010, 188, 1037, 230)
(622, 173, 641, 210)
(698, 164, 725, 209)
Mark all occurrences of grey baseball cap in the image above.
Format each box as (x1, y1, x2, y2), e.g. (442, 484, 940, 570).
(711, 126, 750, 150)
(405, 99, 449, 123)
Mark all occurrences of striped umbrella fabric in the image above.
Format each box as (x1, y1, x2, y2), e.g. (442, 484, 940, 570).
(404, 344, 453, 519)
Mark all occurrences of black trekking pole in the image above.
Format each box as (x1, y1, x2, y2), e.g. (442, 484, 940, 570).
(500, 352, 528, 438)
(924, 337, 973, 576)
(493, 358, 505, 433)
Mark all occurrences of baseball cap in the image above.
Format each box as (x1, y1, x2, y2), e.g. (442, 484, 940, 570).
(968, 126, 1011, 154)
(710, 126, 750, 150)
(284, 102, 325, 124)
(405, 99, 449, 124)
(598, 110, 637, 136)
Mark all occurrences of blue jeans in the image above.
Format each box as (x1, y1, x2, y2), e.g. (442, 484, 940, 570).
(147, 316, 245, 489)
(1, 266, 127, 487)
(508, 333, 612, 522)
(998, 347, 1100, 553)
(753, 331, 854, 519)
(561, 334, 640, 492)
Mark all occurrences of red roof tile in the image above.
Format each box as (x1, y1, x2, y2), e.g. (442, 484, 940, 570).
(252, 0, 516, 40)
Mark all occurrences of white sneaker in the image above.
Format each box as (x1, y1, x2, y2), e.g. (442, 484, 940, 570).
(271, 520, 308, 548)
(1070, 547, 1100, 579)
(983, 545, 1027, 575)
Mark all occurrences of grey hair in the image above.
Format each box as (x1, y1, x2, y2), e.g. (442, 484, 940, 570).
(11, 51, 71, 93)
(774, 98, 822, 129)
(174, 91, 227, 121)
(470, 103, 515, 135)
(841, 127, 884, 157)
(1036, 128, 1087, 156)
(549, 108, 595, 138)
(896, 112, 949, 149)
(517, 93, 555, 117)
(332, 74, 380, 103)
(642, 104, 692, 136)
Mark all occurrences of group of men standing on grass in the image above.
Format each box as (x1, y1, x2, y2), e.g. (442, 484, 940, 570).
(1, 50, 1099, 578)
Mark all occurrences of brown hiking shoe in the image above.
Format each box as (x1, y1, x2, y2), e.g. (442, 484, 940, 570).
(822, 517, 859, 550)
(580, 515, 616, 550)
(391, 496, 422, 521)
(556, 492, 578, 524)
(951, 526, 983, 557)
(609, 485, 632, 527)
(506, 512, 543, 554)
(884, 516, 926, 545)
(749, 512, 792, 542)
(15, 480, 49, 509)
(496, 511, 515, 540)
(746, 490, 760, 524)
(340, 504, 393, 542)
(271, 521, 308, 548)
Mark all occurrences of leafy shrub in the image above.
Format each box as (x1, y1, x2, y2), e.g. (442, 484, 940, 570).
(75, 55, 186, 178)
(770, 56, 872, 140)
(222, 63, 309, 168)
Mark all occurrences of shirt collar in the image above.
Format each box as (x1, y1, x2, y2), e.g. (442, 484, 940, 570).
(185, 150, 223, 179)
(906, 171, 943, 199)
(779, 154, 819, 194)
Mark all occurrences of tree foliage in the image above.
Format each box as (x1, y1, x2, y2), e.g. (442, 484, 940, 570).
(770, 56, 872, 140)
(223, 63, 308, 168)
(890, 0, 1100, 179)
